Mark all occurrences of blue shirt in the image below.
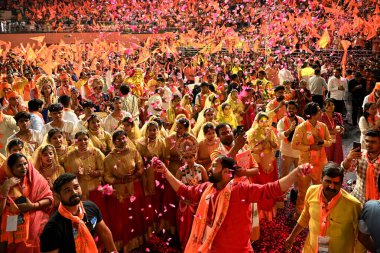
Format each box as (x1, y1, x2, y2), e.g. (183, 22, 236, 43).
(360, 200, 380, 252)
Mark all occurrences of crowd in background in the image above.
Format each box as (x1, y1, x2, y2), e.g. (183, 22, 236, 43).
(0, 0, 379, 252)
(0, 41, 379, 251)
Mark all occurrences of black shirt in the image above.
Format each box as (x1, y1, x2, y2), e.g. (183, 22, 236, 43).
(40, 201, 102, 253)
(348, 78, 366, 99)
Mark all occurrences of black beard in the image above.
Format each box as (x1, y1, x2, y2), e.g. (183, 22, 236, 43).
(208, 171, 221, 184)
(61, 194, 82, 207)
(221, 136, 234, 146)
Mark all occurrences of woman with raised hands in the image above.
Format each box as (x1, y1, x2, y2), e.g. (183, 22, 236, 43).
(136, 120, 167, 234)
(63, 131, 105, 201)
(247, 112, 280, 221)
(104, 130, 145, 252)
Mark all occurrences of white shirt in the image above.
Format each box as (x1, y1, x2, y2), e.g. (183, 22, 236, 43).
(0, 114, 18, 155)
(308, 75, 327, 95)
(63, 109, 79, 125)
(328, 76, 347, 100)
(362, 95, 370, 109)
(147, 94, 163, 117)
(41, 120, 75, 139)
(277, 116, 304, 158)
(122, 94, 140, 124)
(278, 68, 295, 86)
(161, 86, 172, 111)
(103, 112, 127, 134)
(7, 130, 43, 155)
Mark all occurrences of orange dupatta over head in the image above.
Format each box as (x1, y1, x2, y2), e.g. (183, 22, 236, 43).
(58, 201, 97, 253)
(185, 181, 233, 253)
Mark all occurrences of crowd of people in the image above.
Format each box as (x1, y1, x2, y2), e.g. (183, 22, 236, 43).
(0, 36, 379, 252)
(0, 0, 379, 252)
(1, 0, 379, 52)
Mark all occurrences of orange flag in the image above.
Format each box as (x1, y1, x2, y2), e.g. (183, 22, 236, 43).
(26, 47, 37, 62)
(365, 22, 377, 40)
(40, 51, 53, 76)
(2, 42, 11, 59)
(30, 36, 45, 43)
(210, 40, 224, 54)
(317, 29, 330, 48)
(301, 44, 314, 54)
(0, 40, 8, 46)
(340, 40, 351, 77)
(135, 49, 151, 66)
(375, 5, 380, 14)
(252, 40, 260, 53)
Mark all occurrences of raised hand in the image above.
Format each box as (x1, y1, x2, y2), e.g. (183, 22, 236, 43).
(1, 177, 21, 197)
(297, 163, 313, 176)
(151, 157, 167, 174)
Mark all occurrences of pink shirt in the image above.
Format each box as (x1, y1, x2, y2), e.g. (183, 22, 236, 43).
(177, 180, 283, 252)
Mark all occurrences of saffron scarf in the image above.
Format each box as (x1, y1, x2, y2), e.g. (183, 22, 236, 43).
(185, 181, 233, 253)
(365, 152, 380, 200)
(0, 175, 31, 244)
(317, 185, 342, 236)
(58, 202, 97, 253)
(367, 115, 380, 127)
(367, 92, 380, 114)
(317, 185, 342, 253)
(306, 120, 326, 167)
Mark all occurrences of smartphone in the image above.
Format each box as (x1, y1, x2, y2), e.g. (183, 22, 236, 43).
(14, 196, 27, 204)
(317, 140, 324, 145)
(353, 141, 361, 150)
(236, 125, 245, 135)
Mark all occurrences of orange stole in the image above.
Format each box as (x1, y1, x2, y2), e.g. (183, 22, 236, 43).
(305, 121, 326, 171)
(185, 181, 232, 253)
(58, 202, 97, 253)
(364, 152, 380, 200)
